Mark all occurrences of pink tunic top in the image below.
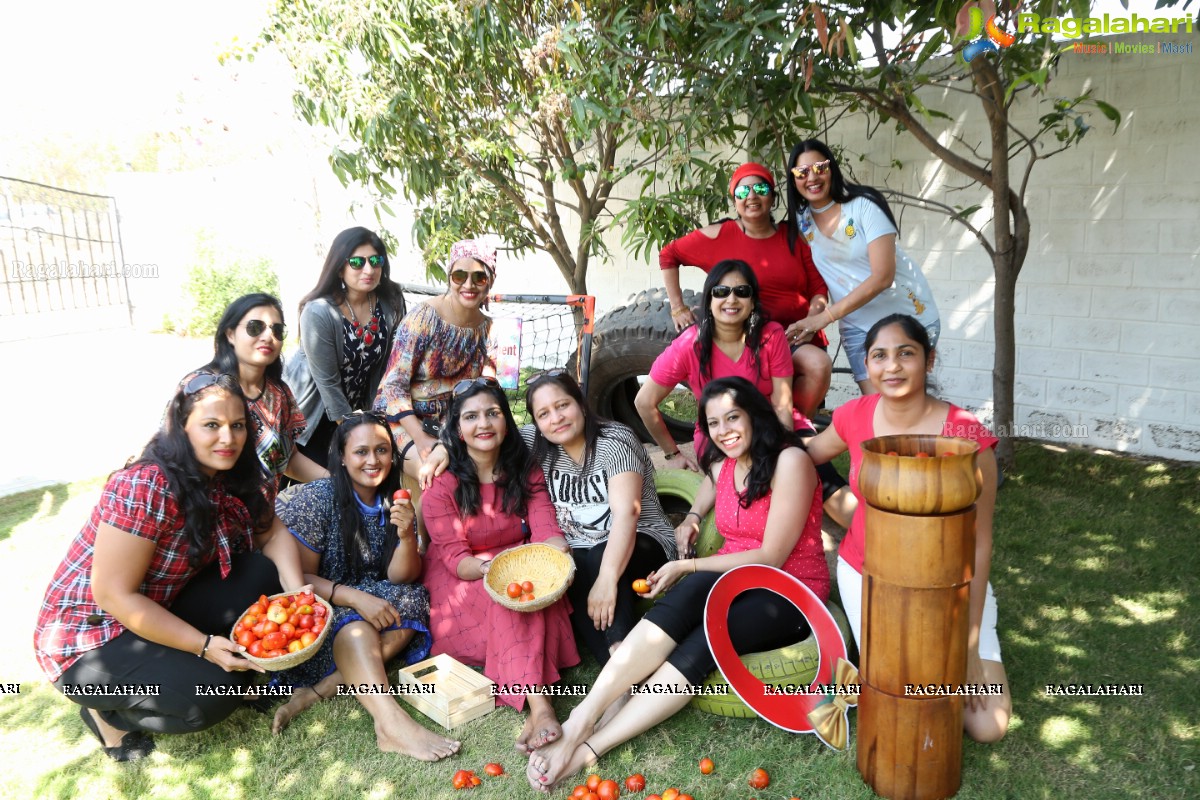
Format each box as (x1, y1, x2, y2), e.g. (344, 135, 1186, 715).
(649, 322, 811, 453)
(832, 394, 998, 572)
(422, 469, 580, 710)
(713, 457, 830, 601)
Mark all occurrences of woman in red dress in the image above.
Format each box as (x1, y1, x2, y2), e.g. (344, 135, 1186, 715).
(421, 378, 580, 753)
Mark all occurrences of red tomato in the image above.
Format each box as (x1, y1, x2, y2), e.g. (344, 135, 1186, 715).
(520, 593, 536, 602)
(263, 649, 286, 659)
(257, 594, 270, 610)
(677, 795, 695, 800)
(748, 767, 770, 789)
(469, 775, 481, 786)
(262, 632, 288, 651)
(596, 779, 620, 800)
(586, 775, 602, 791)
(248, 641, 265, 658)
(297, 614, 314, 630)
(298, 591, 315, 606)
(287, 639, 303, 654)
(632, 579, 650, 594)
(452, 770, 471, 790)
(300, 631, 317, 648)
(261, 620, 279, 635)
(241, 613, 258, 628)
(645, 796, 662, 800)
(582, 794, 600, 800)
(506, 582, 522, 598)
(943, 452, 956, 457)
(297, 604, 314, 615)
(662, 789, 680, 800)
(313, 603, 328, 618)
(287, 613, 300, 627)
(252, 622, 266, 637)
(699, 756, 714, 774)
(625, 774, 646, 792)
(914, 451, 931, 458)
(266, 604, 289, 624)
(520, 580, 534, 593)
(236, 629, 256, 648)
(280, 622, 297, 640)
(483, 762, 503, 776)
(312, 620, 325, 635)
(248, 603, 266, 617)
(886, 450, 899, 456)
(395, 489, 411, 501)
(571, 786, 589, 799)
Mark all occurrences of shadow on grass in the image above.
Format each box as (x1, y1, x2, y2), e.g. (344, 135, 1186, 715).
(0, 483, 69, 543)
(994, 442, 1200, 799)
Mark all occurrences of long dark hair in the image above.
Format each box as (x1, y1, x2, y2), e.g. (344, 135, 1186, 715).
(695, 260, 768, 381)
(139, 375, 273, 567)
(208, 293, 286, 386)
(785, 138, 900, 253)
(297, 227, 406, 329)
(441, 382, 531, 517)
(327, 413, 403, 581)
(697, 376, 798, 509)
(524, 371, 613, 476)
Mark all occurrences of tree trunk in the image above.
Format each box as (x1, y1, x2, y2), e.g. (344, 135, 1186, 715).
(993, 255, 1017, 471)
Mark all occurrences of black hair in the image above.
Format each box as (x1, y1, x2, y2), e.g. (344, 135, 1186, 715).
(297, 226, 406, 332)
(784, 138, 900, 253)
(441, 382, 531, 517)
(695, 260, 768, 381)
(326, 414, 404, 581)
(524, 371, 613, 476)
(138, 374, 273, 568)
(863, 313, 937, 390)
(208, 293, 286, 386)
(697, 376, 798, 509)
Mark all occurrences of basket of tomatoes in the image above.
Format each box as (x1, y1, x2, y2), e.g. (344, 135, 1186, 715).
(483, 543, 575, 613)
(230, 590, 333, 671)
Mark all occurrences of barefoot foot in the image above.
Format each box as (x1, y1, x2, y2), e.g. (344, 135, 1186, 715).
(515, 704, 562, 753)
(526, 741, 598, 792)
(525, 717, 595, 790)
(272, 686, 323, 734)
(376, 714, 460, 761)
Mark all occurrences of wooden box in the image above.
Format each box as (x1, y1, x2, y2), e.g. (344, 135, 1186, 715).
(396, 653, 496, 729)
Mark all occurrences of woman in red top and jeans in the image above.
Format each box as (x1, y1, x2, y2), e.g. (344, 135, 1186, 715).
(34, 374, 307, 761)
(660, 162, 832, 420)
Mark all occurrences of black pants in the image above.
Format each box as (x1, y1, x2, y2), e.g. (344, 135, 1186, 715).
(54, 552, 282, 735)
(643, 571, 812, 686)
(567, 534, 670, 665)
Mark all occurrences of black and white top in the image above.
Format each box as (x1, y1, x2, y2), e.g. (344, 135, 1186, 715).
(520, 423, 677, 558)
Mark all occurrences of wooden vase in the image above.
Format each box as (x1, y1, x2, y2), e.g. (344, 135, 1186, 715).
(856, 436, 981, 800)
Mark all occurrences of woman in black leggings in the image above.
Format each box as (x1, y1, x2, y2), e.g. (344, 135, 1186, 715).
(527, 377, 831, 789)
(33, 373, 307, 761)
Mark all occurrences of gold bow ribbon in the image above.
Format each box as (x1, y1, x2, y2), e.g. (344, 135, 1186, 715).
(806, 657, 860, 751)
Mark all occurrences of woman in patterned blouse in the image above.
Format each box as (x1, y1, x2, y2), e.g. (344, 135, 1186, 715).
(374, 239, 497, 479)
(34, 373, 307, 761)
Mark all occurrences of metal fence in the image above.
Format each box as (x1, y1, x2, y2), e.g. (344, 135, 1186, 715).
(0, 177, 131, 322)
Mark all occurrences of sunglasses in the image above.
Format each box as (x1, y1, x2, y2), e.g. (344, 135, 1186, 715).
(244, 320, 287, 341)
(452, 376, 501, 397)
(346, 255, 385, 270)
(711, 284, 754, 299)
(732, 181, 772, 200)
(184, 372, 237, 396)
(449, 268, 492, 287)
(790, 160, 832, 180)
(527, 368, 568, 386)
(341, 409, 389, 426)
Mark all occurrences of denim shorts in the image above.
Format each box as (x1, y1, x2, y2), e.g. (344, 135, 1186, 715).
(841, 318, 941, 382)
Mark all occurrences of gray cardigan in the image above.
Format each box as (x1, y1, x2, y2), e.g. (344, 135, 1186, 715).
(284, 295, 404, 444)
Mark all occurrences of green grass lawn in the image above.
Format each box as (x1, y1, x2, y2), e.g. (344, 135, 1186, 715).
(1, 442, 1197, 799)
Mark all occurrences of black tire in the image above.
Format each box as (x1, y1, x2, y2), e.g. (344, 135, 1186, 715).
(588, 288, 697, 444)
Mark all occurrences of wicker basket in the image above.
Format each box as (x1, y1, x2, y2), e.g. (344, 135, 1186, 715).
(230, 591, 334, 672)
(484, 543, 575, 613)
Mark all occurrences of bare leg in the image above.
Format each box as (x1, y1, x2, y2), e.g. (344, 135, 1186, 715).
(792, 345, 832, 421)
(823, 486, 858, 530)
(528, 662, 694, 791)
(333, 621, 460, 760)
(85, 708, 130, 748)
(964, 660, 1011, 743)
(272, 628, 414, 734)
(527, 619, 678, 789)
(515, 693, 562, 753)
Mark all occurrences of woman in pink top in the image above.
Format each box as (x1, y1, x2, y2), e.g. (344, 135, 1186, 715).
(806, 313, 1010, 743)
(421, 378, 580, 754)
(527, 377, 827, 789)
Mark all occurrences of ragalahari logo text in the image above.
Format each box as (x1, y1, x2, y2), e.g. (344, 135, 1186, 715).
(958, 1, 1017, 62)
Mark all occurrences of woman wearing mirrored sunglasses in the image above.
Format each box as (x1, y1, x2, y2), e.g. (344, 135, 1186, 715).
(285, 227, 407, 470)
(421, 379, 580, 754)
(785, 139, 941, 395)
(658, 161, 833, 421)
(181, 293, 326, 495)
(374, 238, 498, 480)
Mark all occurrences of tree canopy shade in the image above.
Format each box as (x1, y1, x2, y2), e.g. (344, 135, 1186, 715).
(259, 0, 781, 292)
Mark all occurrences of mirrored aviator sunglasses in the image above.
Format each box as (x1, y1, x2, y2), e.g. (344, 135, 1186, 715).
(346, 255, 385, 269)
(733, 181, 772, 200)
(184, 371, 237, 396)
(452, 376, 501, 397)
(711, 284, 754, 299)
(790, 160, 831, 180)
(244, 320, 288, 341)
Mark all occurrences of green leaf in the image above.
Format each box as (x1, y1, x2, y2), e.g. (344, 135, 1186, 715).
(1093, 100, 1121, 133)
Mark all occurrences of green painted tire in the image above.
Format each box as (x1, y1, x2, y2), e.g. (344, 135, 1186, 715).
(690, 600, 853, 717)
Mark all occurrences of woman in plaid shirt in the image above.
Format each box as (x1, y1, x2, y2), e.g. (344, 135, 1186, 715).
(33, 373, 307, 761)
